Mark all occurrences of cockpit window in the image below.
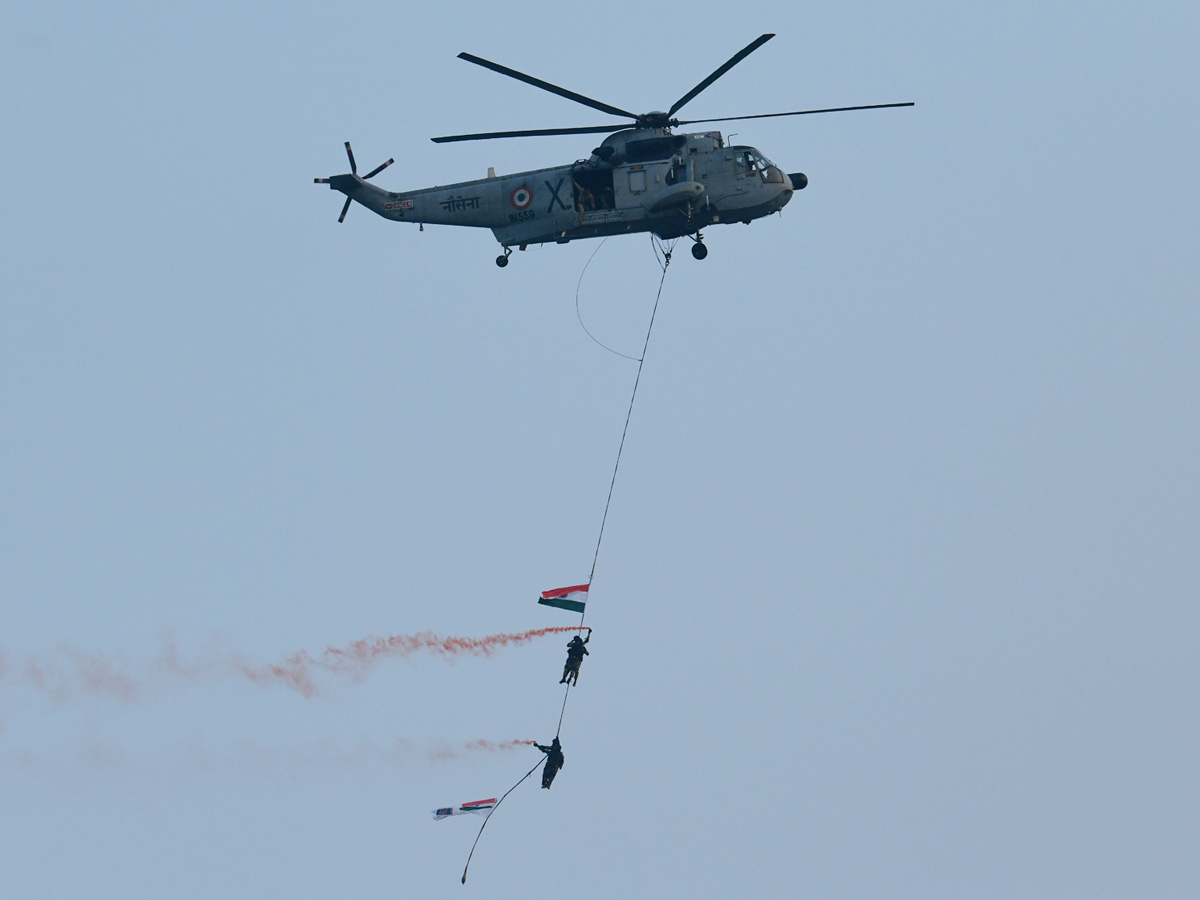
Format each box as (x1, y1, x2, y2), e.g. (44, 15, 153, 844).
(736, 149, 777, 179)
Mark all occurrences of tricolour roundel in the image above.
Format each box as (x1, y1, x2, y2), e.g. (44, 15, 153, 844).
(509, 185, 533, 209)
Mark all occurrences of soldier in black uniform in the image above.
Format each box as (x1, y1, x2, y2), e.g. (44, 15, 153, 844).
(559, 629, 591, 685)
(533, 737, 564, 789)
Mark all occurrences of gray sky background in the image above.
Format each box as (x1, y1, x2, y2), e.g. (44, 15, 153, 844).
(2, 2, 1197, 897)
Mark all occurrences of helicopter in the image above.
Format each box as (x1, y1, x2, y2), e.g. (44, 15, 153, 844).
(315, 34, 912, 266)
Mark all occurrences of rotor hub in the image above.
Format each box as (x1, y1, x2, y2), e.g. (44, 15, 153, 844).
(641, 110, 674, 129)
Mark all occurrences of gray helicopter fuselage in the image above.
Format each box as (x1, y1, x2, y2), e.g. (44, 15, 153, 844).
(327, 129, 797, 249)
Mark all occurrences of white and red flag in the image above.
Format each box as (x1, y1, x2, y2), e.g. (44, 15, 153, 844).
(538, 583, 588, 614)
(432, 798, 496, 821)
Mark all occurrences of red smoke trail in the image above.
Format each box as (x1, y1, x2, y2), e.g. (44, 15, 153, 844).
(3, 627, 581, 701)
(466, 739, 537, 751)
(239, 627, 581, 698)
(64, 646, 140, 701)
(427, 739, 537, 762)
(19, 653, 139, 702)
(3, 739, 541, 775)
(7, 640, 201, 702)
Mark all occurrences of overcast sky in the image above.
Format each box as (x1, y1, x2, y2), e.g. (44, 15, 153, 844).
(2, 2, 1198, 898)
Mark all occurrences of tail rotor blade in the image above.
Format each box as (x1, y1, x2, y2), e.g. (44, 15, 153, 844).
(363, 158, 395, 179)
(316, 142, 390, 221)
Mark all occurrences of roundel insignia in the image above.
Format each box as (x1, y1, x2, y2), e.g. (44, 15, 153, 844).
(510, 185, 533, 209)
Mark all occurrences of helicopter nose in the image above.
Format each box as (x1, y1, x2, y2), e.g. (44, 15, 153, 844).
(788, 172, 808, 190)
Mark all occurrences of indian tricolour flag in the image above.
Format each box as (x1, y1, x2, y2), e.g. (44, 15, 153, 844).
(432, 798, 496, 821)
(538, 583, 588, 614)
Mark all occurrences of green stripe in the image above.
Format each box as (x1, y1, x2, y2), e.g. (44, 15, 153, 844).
(538, 597, 586, 613)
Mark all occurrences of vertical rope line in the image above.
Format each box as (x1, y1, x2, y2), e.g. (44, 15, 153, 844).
(463, 237, 677, 886)
(555, 682, 570, 736)
(585, 240, 674, 604)
(558, 238, 674, 765)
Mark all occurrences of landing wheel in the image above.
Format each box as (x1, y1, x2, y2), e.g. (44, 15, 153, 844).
(691, 242, 708, 260)
(495, 254, 509, 268)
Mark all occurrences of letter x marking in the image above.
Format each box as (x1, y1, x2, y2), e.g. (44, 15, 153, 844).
(545, 177, 569, 213)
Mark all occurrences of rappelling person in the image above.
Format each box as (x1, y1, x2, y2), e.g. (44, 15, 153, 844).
(559, 628, 591, 685)
(533, 737, 564, 789)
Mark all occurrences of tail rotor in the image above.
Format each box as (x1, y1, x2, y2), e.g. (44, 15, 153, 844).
(314, 141, 394, 223)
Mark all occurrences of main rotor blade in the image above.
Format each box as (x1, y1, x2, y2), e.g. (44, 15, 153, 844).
(432, 123, 632, 144)
(667, 33, 775, 117)
(457, 52, 640, 121)
(675, 101, 915, 126)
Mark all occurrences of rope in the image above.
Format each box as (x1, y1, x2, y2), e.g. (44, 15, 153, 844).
(552, 236, 674, 737)
(586, 236, 675, 596)
(461, 755, 545, 884)
(575, 239, 641, 361)
(556, 681, 570, 736)
(463, 237, 675, 884)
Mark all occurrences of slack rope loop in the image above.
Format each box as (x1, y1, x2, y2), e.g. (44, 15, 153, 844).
(575, 238, 641, 361)
(461, 755, 544, 884)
